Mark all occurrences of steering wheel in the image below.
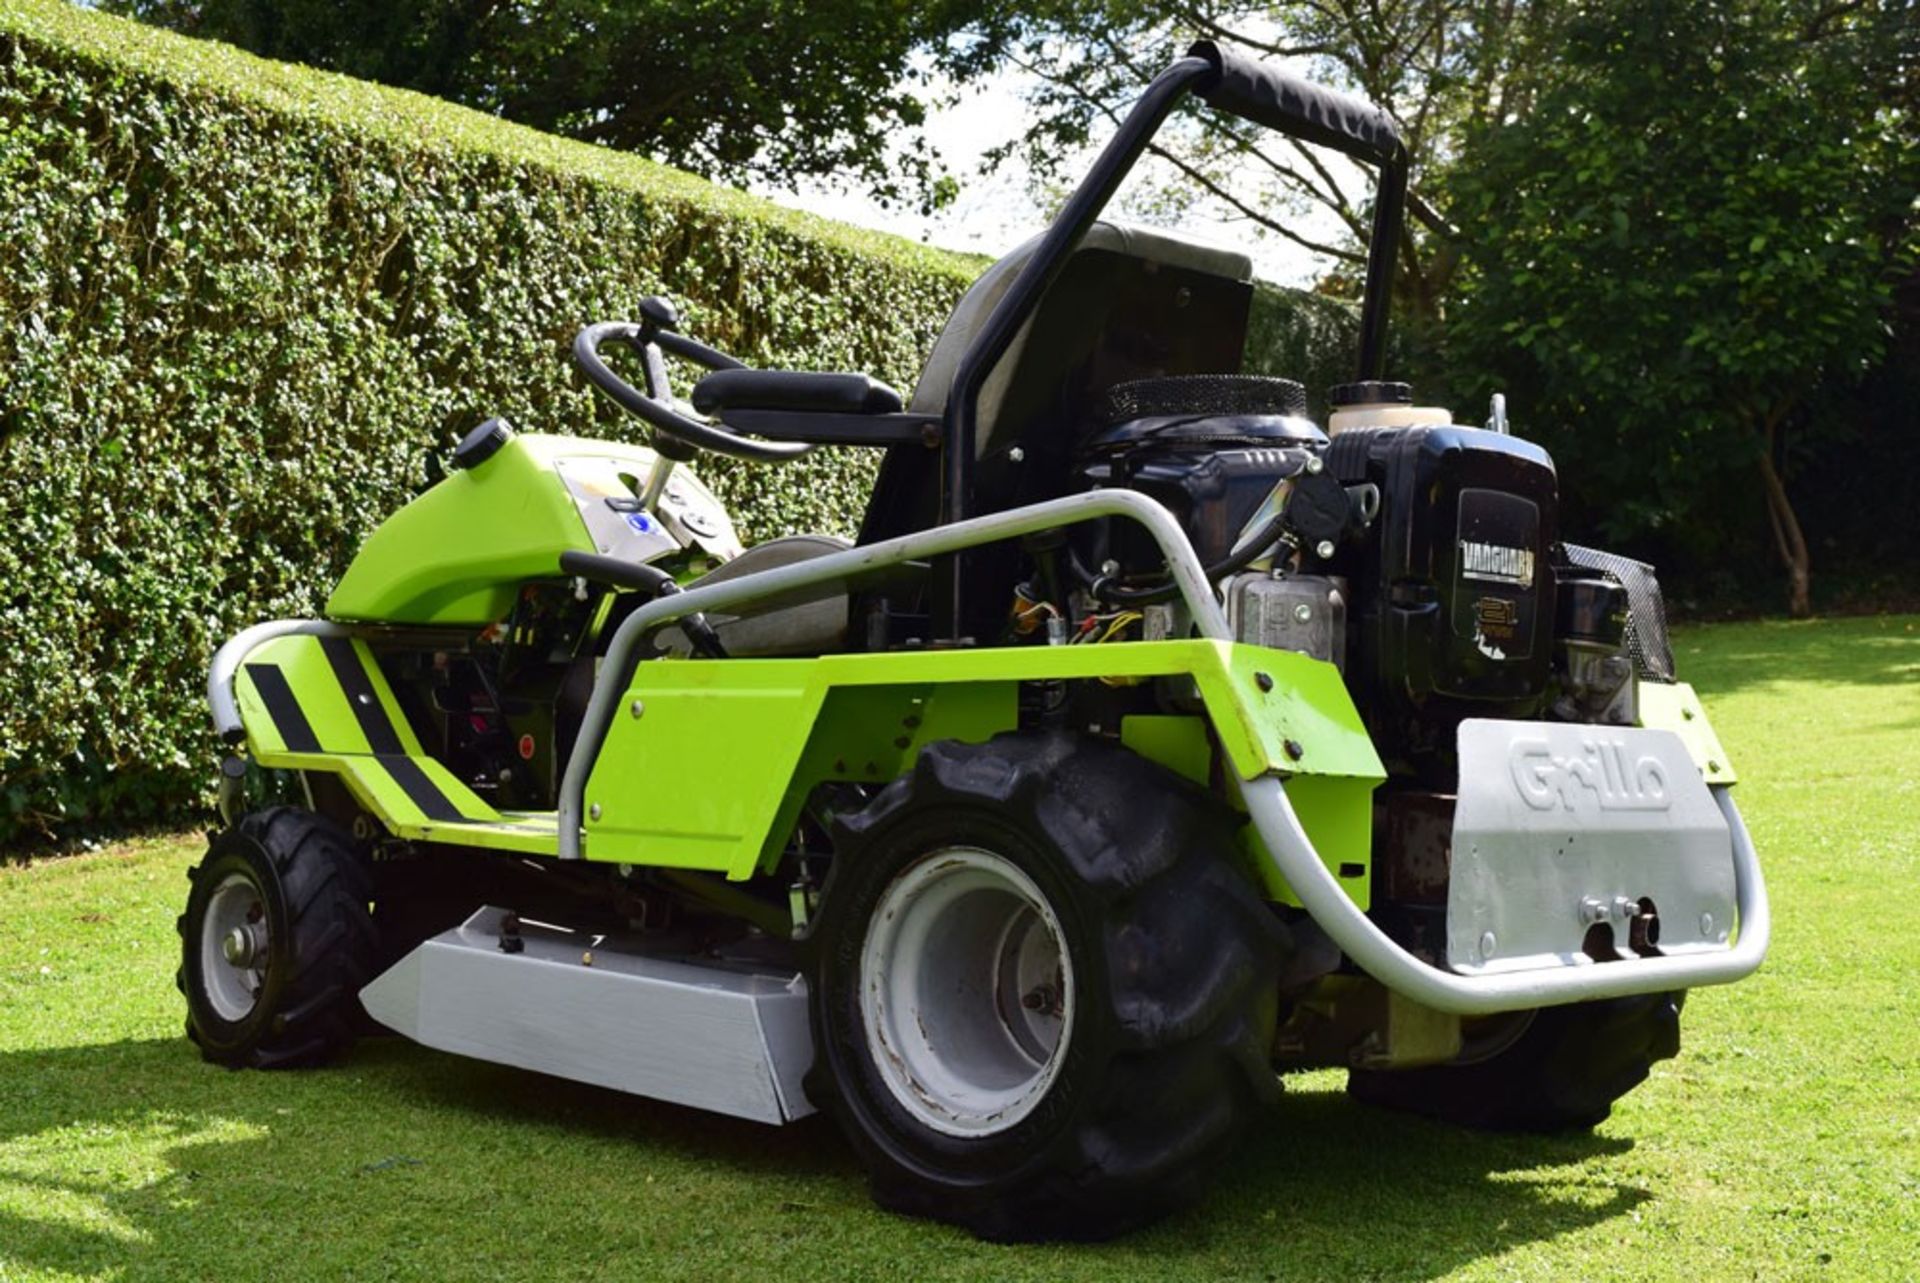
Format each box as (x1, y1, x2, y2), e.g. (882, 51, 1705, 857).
(572, 298, 813, 463)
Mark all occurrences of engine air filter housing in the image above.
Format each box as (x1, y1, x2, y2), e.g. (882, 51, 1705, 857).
(1093, 374, 1307, 426)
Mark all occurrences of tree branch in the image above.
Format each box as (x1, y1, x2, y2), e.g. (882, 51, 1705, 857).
(1146, 142, 1367, 262)
(1167, 4, 1336, 60)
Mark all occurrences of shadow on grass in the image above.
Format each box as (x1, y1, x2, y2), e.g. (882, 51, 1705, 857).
(0, 1034, 1647, 1280)
(1669, 613, 1917, 696)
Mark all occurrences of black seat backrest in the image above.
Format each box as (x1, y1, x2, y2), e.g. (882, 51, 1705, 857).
(858, 221, 1256, 549)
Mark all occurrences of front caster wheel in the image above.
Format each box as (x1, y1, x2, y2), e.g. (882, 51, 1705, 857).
(1346, 991, 1687, 1131)
(806, 732, 1286, 1241)
(178, 807, 379, 1069)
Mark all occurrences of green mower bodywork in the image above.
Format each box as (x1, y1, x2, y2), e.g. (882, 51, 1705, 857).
(229, 502, 1730, 903)
(185, 40, 1767, 1243)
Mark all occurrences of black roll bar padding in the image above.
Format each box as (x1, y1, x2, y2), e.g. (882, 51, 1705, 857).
(1185, 39, 1407, 382)
(571, 321, 809, 463)
(1185, 39, 1405, 168)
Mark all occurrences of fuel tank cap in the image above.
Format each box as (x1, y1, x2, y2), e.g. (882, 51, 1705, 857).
(452, 417, 514, 471)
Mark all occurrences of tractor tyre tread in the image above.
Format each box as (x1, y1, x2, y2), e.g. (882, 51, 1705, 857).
(1347, 990, 1686, 1131)
(179, 806, 379, 1070)
(808, 731, 1286, 1241)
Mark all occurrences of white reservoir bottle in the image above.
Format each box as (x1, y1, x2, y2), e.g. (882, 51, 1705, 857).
(1327, 381, 1452, 435)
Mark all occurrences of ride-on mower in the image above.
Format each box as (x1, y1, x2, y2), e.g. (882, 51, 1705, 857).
(182, 41, 1769, 1239)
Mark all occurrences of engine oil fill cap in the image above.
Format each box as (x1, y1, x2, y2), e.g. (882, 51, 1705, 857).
(1328, 381, 1412, 408)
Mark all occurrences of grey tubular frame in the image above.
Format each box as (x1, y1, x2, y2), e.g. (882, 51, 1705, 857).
(556, 489, 1230, 861)
(209, 488, 1769, 1016)
(1242, 777, 1770, 1013)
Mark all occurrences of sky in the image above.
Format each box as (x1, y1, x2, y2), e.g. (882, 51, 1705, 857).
(752, 65, 1350, 290)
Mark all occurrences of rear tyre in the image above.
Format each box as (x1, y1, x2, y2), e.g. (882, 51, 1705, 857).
(178, 806, 379, 1069)
(806, 732, 1286, 1241)
(1346, 991, 1686, 1131)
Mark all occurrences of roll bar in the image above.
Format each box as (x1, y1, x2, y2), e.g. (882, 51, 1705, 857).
(934, 44, 1408, 634)
(1188, 40, 1408, 382)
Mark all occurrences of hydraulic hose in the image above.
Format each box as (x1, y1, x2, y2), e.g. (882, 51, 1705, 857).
(559, 552, 728, 659)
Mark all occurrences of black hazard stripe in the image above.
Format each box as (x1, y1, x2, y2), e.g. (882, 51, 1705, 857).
(378, 755, 472, 823)
(320, 637, 406, 754)
(244, 663, 320, 752)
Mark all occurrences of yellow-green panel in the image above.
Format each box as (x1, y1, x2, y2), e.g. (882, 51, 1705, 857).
(1120, 714, 1213, 785)
(1194, 644, 1385, 782)
(1638, 681, 1737, 785)
(233, 667, 291, 756)
(1238, 776, 1375, 910)
(327, 434, 658, 625)
(577, 641, 1382, 892)
(236, 635, 371, 754)
(233, 633, 532, 845)
(414, 813, 559, 855)
(355, 639, 425, 755)
(233, 635, 1384, 905)
(751, 681, 1020, 873)
(583, 664, 824, 872)
(1114, 710, 1373, 907)
(333, 757, 428, 825)
(799, 639, 1382, 783)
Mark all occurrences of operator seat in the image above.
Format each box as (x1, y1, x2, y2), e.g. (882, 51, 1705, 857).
(860, 220, 1254, 548)
(858, 220, 1257, 644)
(672, 222, 1256, 656)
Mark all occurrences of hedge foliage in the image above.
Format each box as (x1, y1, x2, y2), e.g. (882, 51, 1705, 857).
(0, 0, 1352, 849)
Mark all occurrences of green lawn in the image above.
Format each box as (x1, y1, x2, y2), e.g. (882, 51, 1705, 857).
(3, 615, 1916, 1282)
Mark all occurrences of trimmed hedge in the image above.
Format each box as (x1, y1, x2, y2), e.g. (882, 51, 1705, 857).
(0, 0, 1352, 849)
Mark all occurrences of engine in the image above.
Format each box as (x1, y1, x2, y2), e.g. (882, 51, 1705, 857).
(1073, 376, 1656, 786)
(1322, 416, 1561, 776)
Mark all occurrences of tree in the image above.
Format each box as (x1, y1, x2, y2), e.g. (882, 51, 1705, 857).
(959, 1, 1575, 330)
(103, 0, 1007, 210)
(1440, 0, 1916, 615)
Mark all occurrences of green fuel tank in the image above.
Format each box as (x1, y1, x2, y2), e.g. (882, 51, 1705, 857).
(326, 427, 740, 626)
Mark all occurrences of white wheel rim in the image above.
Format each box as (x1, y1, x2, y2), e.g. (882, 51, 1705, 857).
(201, 871, 270, 1022)
(859, 846, 1074, 1138)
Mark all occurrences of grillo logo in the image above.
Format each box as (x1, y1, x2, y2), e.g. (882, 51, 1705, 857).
(1508, 737, 1670, 812)
(1460, 540, 1535, 586)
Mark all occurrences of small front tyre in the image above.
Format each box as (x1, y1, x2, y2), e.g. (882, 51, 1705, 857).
(807, 732, 1286, 1240)
(178, 806, 379, 1069)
